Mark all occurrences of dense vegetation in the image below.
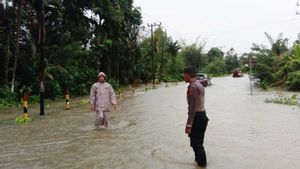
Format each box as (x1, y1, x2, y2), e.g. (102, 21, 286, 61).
(0, 0, 182, 107)
(0, 1, 299, 108)
(250, 33, 300, 91)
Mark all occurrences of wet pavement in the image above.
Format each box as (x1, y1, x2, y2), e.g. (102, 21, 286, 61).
(1, 76, 300, 169)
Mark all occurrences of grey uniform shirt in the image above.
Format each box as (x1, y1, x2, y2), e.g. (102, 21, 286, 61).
(186, 80, 205, 127)
(90, 82, 117, 111)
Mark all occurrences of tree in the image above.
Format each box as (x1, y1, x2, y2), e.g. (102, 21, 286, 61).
(207, 47, 224, 62)
(203, 58, 226, 76)
(224, 48, 240, 73)
(182, 42, 207, 72)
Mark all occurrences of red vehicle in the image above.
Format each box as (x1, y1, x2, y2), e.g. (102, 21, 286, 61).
(232, 69, 243, 78)
(196, 73, 212, 87)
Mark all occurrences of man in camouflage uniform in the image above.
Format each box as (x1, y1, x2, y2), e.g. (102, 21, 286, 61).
(90, 72, 117, 128)
(183, 67, 209, 167)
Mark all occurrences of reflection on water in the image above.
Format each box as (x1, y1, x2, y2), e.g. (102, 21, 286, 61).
(1, 76, 300, 169)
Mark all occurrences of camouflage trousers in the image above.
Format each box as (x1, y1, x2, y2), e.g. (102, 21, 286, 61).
(95, 110, 109, 127)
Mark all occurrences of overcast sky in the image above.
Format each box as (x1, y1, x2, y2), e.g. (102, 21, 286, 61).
(134, 0, 300, 54)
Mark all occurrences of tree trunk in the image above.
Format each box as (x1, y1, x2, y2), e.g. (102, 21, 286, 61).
(11, 2, 21, 92)
(3, 0, 11, 86)
(4, 39, 10, 86)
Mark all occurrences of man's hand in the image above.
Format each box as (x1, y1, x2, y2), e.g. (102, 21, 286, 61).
(90, 105, 95, 111)
(112, 104, 117, 112)
(185, 127, 192, 134)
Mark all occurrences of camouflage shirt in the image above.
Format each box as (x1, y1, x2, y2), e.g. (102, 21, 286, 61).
(90, 82, 117, 111)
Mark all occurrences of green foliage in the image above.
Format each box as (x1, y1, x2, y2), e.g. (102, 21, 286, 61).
(0, 0, 147, 105)
(15, 116, 32, 124)
(79, 99, 90, 105)
(251, 44, 276, 83)
(251, 38, 300, 91)
(260, 81, 269, 90)
(286, 71, 300, 91)
(163, 74, 182, 82)
(224, 53, 240, 73)
(181, 43, 207, 72)
(265, 94, 298, 105)
(0, 86, 17, 108)
(207, 47, 224, 62)
(107, 79, 120, 90)
(201, 47, 242, 76)
(202, 59, 226, 76)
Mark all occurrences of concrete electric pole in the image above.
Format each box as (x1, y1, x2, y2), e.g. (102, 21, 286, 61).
(147, 22, 162, 85)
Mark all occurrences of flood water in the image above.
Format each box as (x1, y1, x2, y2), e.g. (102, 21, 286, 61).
(1, 76, 300, 169)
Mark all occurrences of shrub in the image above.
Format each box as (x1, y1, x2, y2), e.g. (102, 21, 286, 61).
(286, 71, 300, 91)
(108, 79, 119, 89)
(0, 86, 17, 108)
(260, 80, 269, 90)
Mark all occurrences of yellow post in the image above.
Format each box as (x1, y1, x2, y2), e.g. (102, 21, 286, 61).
(23, 94, 29, 119)
(15, 93, 32, 124)
(65, 89, 70, 110)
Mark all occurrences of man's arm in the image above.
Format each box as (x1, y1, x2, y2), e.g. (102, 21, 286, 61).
(109, 85, 117, 109)
(186, 86, 197, 133)
(90, 84, 96, 111)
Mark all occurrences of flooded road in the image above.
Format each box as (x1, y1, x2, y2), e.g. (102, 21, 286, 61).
(1, 76, 300, 169)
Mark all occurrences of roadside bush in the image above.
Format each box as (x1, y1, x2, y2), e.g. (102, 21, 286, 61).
(45, 80, 63, 100)
(203, 59, 226, 76)
(286, 71, 300, 91)
(163, 74, 182, 82)
(265, 94, 298, 105)
(108, 79, 119, 89)
(0, 86, 17, 108)
(260, 80, 269, 90)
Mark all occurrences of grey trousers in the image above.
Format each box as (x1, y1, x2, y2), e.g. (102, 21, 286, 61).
(95, 110, 109, 127)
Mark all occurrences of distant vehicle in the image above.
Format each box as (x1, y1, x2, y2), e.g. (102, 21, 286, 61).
(250, 75, 261, 86)
(196, 73, 212, 87)
(232, 69, 244, 78)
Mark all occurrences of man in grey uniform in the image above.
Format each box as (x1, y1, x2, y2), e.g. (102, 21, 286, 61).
(90, 72, 117, 128)
(183, 67, 209, 167)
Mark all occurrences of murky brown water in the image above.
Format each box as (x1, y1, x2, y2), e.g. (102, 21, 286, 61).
(1, 76, 300, 169)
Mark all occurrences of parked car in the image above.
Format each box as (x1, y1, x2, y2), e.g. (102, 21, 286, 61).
(196, 73, 212, 87)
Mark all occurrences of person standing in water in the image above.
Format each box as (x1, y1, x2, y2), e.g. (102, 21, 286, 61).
(90, 72, 117, 128)
(183, 67, 209, 167)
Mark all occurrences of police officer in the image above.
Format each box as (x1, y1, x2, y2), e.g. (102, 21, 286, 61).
(90, 72, 117, 128)
(183, 67, 209, 167)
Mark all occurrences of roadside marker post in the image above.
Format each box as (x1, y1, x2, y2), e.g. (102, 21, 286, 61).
(65, 89, 70, 110)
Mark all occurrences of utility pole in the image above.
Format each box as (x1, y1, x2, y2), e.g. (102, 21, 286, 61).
(249, 55, 253, 95)
(159, 30, 167, 84)
(147, 22, 161, 85)
(39, 0, 45, 116)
